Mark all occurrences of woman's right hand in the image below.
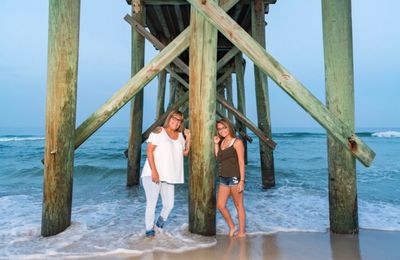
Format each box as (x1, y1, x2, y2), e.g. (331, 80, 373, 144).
(151, 170, 160, 184)
(214, 136, 220, 144)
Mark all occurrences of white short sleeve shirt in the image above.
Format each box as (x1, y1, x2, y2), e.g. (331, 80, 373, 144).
(141, 128, 185, 184)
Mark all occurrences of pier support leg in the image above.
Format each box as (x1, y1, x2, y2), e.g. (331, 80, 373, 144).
(127, 1, 145, 186)
(168, 69, 178, 109)
(42, 0, 80, 237)
(235, 53, 248, 164)
(322, 0, 358, 233)
(251, 0, 275, 188)
(156, 70, 166, 118)
(226, 74, 234, 122)
(188, 0, 217, 236)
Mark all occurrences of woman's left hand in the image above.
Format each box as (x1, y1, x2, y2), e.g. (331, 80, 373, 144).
(237, 181, 244, 193)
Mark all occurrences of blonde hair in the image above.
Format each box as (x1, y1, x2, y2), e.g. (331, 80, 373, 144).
(216, 118, 235, 139)
(164, 110, 184, 132)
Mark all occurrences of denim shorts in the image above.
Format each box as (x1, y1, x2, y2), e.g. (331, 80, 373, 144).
(219, 176, 240, 187)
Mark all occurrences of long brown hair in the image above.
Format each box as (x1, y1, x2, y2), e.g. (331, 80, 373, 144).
(164, 110, 184, 132)
(216, 118, 236, 139)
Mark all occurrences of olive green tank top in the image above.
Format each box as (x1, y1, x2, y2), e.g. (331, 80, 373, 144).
(217, 139, 240, 178)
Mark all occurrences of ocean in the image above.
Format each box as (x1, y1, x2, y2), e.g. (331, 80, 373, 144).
(0, 127, 399, 259)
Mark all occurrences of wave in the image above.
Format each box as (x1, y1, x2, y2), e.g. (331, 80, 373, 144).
(0, 135, 44, 142)
(273, 132, 325, 138)
(371, 131, 400, 138)
(272, 131, 400, 138)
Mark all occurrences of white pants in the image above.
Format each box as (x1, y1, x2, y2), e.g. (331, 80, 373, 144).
(142, 176, 175, 231)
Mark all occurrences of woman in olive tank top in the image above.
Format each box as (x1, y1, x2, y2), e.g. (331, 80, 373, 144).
(214, 118, 246, 237)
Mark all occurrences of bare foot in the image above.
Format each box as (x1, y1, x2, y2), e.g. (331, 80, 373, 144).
(236, 231, 246, 238)
(228, 227, 237, 237)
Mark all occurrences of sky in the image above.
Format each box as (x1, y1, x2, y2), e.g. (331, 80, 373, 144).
(0, 0, 399, 131)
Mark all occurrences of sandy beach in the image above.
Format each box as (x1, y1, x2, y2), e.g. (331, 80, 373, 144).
(84, 229, 400, 260)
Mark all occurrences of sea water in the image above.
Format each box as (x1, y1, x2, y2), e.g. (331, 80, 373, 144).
(0, 127, 399, 258)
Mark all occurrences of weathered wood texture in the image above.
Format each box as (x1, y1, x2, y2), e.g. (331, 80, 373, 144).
(235, 52, 248, 163)
(217, 47, 239, 71)
(74, 27, 190, 150)
(251, 0, 275, 188)
(322, 0, 358, 234)
(127, 1, 145, 186)
(156, 70, 167, 118)
(188, 1, 218, 236)
(225, 74, 234, 121)
(187, 0, 375, 167)
(168, 68, 178, 107)
(42, 0, 80, 237)
(73, 1, 239, 151)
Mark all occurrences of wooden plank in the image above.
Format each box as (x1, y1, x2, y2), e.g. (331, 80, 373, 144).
(42, 0, 80, 237)
(74, 27, 190, 149)
(322, 0, 358, 234)
(153, 6, 171, 40)
(251, 0, 275, 188)
(188, 0, 218, 236)
(125, 15, 189, 75)
(217, 66, 235, 86)
(216, 47, 239, 71)
(187, 0, 375, 167)
(174, 5, 185, 32)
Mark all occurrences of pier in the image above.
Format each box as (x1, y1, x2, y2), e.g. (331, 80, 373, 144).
(42, 0, 375, 237)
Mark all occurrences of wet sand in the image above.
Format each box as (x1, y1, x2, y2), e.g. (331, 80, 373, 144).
(88, 229, 400, 260)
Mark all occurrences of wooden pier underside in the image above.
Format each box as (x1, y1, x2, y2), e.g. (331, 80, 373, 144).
(127, 0, 276, 69)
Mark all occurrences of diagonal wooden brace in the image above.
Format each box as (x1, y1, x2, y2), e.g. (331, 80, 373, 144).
(74, 0, 240, 150)
(188, 0, 375, 167)
(74, 28, 190, 149)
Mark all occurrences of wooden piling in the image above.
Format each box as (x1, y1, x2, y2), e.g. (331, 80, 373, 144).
(156, 70, 166, 118)
(322, 0, 358, 234)
(188, 0, 217, 236)
(187, 0, 375, 166)
(42, 0, 80, 237)
(235, 53, 248, 164)
(168, 69, 178, 108)
(219, 84, 227, 116)
(226, 73, 234, 121)
(127, 1, 145, 186)
(251, 0, 275, 188)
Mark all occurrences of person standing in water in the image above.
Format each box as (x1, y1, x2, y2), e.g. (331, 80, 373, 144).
(141, 110, 190, 237)
(214, 118, 246, 237)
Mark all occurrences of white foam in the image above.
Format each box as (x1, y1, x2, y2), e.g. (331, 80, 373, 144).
(0, 136, 44, 142)
(372, 131, 400, 138)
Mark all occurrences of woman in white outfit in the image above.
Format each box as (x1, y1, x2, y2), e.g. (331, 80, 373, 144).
(141, 110, 190, 237)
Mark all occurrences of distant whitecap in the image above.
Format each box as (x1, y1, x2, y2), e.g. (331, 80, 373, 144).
(372, 131, 400, 138)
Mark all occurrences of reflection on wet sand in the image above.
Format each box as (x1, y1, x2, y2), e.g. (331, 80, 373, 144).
(119, 230, 400, 260)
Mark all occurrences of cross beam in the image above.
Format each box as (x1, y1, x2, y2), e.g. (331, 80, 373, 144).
(187, 0, 375, 167)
